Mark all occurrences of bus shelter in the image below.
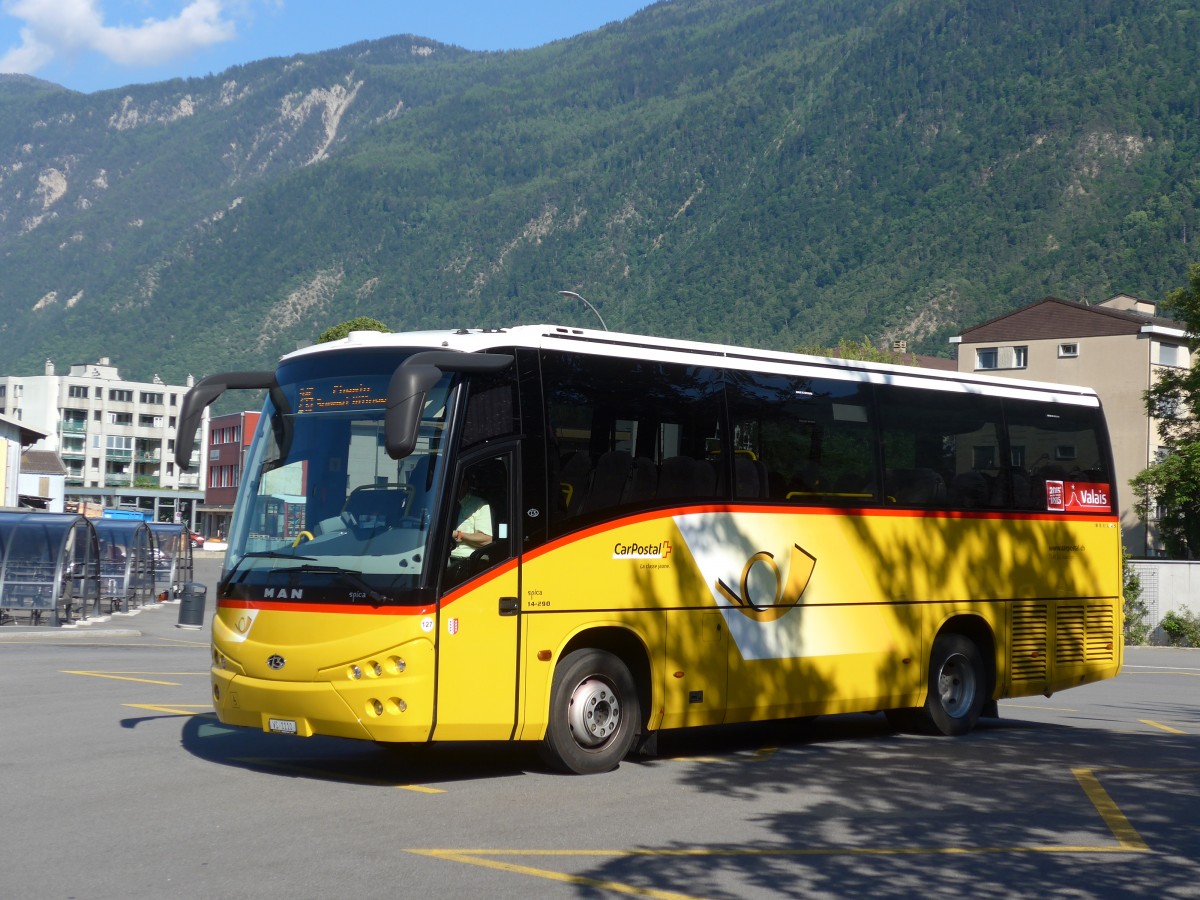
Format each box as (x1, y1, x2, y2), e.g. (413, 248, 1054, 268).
(0, 512, 100, 626)
(148, 523, 194, 600)
(93, 519, 155, 614)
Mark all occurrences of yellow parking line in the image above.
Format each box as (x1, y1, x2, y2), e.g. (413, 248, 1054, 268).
(1072, 768, 1151, 852)
(408, 850, 702, 900)
(123, 703, 213, 716)
(1139, 719, 1187, 735)
(62, 670, 181, 685)
(411, 766, 1160, 892)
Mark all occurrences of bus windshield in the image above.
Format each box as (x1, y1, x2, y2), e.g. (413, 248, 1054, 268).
(221, 349, 456, 605)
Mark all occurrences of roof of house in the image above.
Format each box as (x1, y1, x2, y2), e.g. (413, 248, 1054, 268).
(0, 413, 48, 446)
(20, 450, 67, 476)
(956, 296, 1184, 343)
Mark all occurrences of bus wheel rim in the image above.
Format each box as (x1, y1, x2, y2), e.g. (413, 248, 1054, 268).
(937, 653, 976, 718)
(567, 676, 620, 748)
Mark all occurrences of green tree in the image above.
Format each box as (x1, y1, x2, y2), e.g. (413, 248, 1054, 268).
(318, 317, 390, 344)
(1132, 263, 1200, 557)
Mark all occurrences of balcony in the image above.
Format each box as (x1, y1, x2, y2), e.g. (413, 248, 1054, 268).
(106, 449, 133, 461)
(60, 420, 87, 433)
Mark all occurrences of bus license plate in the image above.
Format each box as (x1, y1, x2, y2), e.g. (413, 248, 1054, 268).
(268, 718, 298, 735)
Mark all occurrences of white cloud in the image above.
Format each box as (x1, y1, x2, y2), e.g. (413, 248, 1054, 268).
(0, 0, 238, 74)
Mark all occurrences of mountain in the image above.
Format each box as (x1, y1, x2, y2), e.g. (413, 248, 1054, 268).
(1, 0, 1197, 385)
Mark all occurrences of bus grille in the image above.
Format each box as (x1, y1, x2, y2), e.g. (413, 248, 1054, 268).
(1056, 604, 1116, 666)
(1057, 606, 1087, 664)
(1086, 604, 1115, 662)
(1010, 602, 1047, 682)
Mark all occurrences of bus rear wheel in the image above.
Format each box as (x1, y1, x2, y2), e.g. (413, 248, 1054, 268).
(923, 632, 986, 736)
(885, 633, 986, 736)
(541, 649, 640, 775)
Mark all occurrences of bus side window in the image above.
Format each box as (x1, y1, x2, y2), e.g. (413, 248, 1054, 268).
(726, 371, 876, 504)
(877, 386, 1007, 510)
(542, 351, 724, 533)
(1002, 399, 1111, 512)
(445, 454, 512, 588)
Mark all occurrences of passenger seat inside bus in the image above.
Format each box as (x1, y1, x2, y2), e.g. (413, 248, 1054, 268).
(885, 468, 946, 507)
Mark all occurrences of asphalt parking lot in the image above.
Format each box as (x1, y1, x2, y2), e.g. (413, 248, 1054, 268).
(1, 562, 1197, 899)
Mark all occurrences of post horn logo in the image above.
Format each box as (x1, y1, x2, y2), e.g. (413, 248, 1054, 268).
(716, 544, 816, 622)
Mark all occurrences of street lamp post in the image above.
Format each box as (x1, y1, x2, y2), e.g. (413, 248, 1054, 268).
(558, 290, 609, 331)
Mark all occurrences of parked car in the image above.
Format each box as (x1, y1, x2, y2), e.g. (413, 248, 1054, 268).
(188, 531, 206, 549)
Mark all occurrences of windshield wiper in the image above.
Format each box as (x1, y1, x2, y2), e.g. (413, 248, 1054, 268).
(221, 549, 317, 589)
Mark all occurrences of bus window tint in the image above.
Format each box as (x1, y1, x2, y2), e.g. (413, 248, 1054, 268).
(542, 352, 725, 530)
(458, 370, 518, 451)
(1003, 399, 1112, 511)
(877, 386, 1007, 509)
(726, 371, 876, 504)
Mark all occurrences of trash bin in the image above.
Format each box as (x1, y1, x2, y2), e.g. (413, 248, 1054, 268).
(176, 582, 207, 629)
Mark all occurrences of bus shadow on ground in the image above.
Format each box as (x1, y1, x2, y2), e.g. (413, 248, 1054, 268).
(178, 713, 545, 786)
(176, 709, 1006, 788)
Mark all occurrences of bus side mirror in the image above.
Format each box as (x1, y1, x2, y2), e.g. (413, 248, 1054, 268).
(384, 352, 514, 460)
(175, 371, 276, 469)
(385, 365, 443, 460)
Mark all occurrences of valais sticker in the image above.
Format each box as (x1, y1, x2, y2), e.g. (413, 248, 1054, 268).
(1046, 481, 1110, 513)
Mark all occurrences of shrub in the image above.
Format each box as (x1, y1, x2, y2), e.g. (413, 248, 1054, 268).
(1122, 553, 1152, 646)
(1159, 607, 1200, 647)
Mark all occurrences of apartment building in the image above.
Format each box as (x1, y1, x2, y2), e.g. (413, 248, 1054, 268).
(952, 294, 1188, 556)
(197, 410, 260, 540)
(0, 358, 207, 525)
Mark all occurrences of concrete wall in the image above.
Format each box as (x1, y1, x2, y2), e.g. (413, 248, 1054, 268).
(1128, 560, 1200, 644)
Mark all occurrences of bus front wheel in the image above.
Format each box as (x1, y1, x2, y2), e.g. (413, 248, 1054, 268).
(541, 649, 640, 775)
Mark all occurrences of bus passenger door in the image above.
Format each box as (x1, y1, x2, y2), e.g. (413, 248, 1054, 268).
(433, 450, 522, 742)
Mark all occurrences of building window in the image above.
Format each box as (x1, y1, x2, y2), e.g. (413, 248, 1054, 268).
(68, 385, 88, 398)
(1058, 342, 1079, 358)
(108, 411, 133, 426)
(140, 391, 164, 405)
(974, 346, 1026, 370)
(1158, 344, 1187, 368)
(109, 389, 133, 402)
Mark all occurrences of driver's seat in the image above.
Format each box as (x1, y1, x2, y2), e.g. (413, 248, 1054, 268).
(342, 484, 410, 536)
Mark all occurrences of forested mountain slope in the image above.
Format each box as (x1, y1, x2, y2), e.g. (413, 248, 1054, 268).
(0, 0, 1196, 382)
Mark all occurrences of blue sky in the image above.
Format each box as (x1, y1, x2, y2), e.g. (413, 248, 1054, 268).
(0, 1, 653, 94)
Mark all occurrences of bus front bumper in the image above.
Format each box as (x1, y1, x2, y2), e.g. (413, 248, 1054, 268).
(211, 665, 435, 743)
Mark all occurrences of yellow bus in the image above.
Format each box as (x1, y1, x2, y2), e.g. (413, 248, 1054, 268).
(177, 325, 1122, 774)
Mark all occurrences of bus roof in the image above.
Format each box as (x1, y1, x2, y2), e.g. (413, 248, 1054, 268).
(285, 324, 1102, 407)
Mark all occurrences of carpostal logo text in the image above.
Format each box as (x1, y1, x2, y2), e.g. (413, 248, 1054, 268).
(613, 540, 673, 560)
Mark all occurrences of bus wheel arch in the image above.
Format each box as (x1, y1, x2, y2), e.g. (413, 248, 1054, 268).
(540, 629, 650, 775)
